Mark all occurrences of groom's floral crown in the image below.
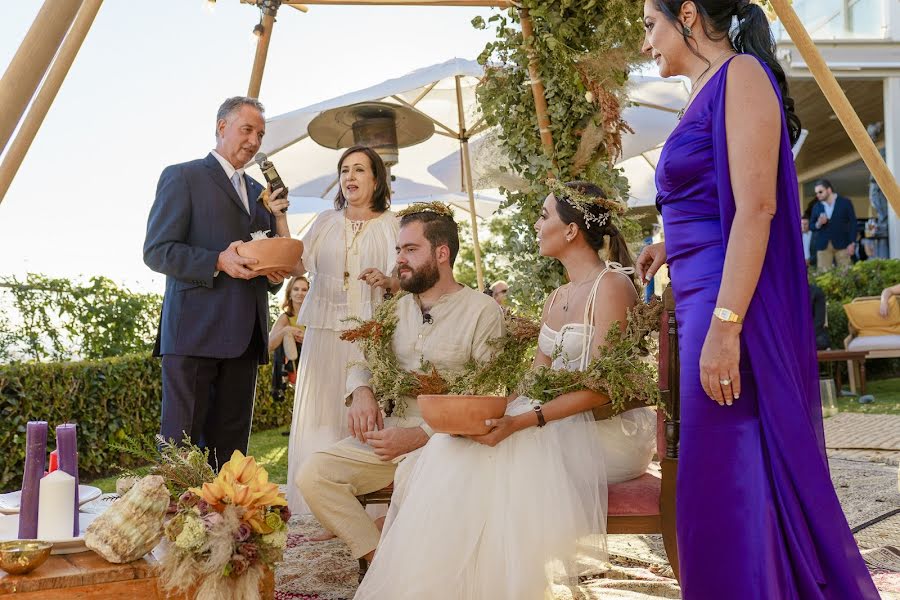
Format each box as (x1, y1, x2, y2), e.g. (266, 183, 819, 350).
(397, 201, 455, 219)
(547, 179, 626, 230)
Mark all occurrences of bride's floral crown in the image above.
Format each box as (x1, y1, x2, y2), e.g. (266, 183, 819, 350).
(397, 201, 455, 219)
(547, 179, 627, 230)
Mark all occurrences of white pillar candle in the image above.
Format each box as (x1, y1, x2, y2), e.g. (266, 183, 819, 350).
(36, 469, 76, 540)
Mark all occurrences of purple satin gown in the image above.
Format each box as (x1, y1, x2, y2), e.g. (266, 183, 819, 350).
(656, 55, 878, 599)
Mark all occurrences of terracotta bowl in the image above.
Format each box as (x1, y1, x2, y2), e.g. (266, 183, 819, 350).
(417, 394, 508, 436)
(236, 238, 303, 276)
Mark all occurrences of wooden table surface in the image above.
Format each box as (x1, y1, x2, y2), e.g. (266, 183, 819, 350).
(0, 551, 158, 598)
(0, 550, 275, 599)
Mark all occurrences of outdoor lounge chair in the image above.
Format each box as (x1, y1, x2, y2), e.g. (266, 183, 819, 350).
(357, 287, 681, 582)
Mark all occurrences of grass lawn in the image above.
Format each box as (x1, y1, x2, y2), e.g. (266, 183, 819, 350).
(87, 426, 291, 493)
(834, 377, 900, 415)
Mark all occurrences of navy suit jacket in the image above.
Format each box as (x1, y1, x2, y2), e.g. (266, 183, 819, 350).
(810, 196, 856, 251)
(143, 153, 277, 362)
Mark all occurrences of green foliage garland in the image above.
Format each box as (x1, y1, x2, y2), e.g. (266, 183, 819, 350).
(517, 299, 663, 414)
(473, 2, 647, 307)
(341, 293, 540, 417)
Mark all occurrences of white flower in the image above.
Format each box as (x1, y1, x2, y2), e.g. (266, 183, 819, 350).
(261, 528, 288, 549)
(174, 515, 207, 552)
(250, 229, 271, 241)
(585, 91, 595, 103)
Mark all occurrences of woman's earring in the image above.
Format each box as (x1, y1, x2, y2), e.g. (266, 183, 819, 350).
(682, 24, 692, 36)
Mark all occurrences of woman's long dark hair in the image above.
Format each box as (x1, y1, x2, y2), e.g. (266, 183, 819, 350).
(655, 0, 802, 144)
(333, 145, 391, 212)
(554, 181, 639, 291)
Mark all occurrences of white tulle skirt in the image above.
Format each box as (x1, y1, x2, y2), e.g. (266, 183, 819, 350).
(354, 396, 612, 600)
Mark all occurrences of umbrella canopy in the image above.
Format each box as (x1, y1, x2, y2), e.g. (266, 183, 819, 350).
(426, 74, 690, 194)
(251, 58, 486, 204)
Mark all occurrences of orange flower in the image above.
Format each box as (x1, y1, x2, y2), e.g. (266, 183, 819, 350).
(189, 450, 286, 519)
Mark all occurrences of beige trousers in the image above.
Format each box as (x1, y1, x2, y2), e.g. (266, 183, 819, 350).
(297, 434, 424, 559)
(817, 241, 852, 273)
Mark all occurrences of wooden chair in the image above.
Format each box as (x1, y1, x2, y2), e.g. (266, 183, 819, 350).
(355, 484, 393, 581)
(606, 286, 680, 581)
(355, 288, 682, 581)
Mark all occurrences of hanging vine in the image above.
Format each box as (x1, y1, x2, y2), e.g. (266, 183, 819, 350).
(472, 1, 647, 309)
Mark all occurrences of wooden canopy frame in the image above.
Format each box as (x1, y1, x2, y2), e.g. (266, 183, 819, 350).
(0, 0, 897, 278)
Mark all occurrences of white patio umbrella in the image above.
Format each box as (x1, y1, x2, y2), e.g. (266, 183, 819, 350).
(426, 74, 690, 194)
(251, 58, 493, 288)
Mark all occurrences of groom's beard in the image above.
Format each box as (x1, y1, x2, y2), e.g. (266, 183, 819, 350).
(399, 256, 440, 294)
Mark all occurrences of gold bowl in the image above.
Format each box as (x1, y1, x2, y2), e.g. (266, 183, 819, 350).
(0, 540, 53, 575)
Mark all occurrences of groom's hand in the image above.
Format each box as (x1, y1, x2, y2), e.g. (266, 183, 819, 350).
(348, 387, 383, 444)
(364, 427, 428, 462)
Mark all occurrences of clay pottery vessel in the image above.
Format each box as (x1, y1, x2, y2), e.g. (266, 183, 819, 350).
(236, 238, 303, 276)
(417, 394, 507, 436)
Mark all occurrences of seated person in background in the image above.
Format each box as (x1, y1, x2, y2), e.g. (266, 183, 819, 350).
(879, 283, 900, 318)
(269, 276, 308, 400)
(297, 205, 504, 565)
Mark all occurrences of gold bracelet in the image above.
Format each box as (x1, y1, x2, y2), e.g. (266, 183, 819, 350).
(713, 307, 743, 324)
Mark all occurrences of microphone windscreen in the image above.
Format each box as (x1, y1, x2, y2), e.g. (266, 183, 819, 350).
(254, 152, 268, 166)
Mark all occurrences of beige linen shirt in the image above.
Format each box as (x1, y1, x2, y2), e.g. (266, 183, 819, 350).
(336, 286, 505, 463)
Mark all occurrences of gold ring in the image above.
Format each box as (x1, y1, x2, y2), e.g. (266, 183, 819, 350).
(719, 378, 731, 386)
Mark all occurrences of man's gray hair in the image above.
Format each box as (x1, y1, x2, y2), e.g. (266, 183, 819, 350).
(215, 96, 265, 136)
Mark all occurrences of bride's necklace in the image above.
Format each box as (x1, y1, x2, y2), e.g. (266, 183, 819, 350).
(562, 267, 604, 312)
(676, 49, 736, 120)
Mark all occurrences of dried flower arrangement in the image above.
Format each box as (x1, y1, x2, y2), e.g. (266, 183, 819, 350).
(518, 299, 663, 414)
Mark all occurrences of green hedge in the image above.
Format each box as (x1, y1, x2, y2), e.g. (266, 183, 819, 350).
(0, 354, 291, 492)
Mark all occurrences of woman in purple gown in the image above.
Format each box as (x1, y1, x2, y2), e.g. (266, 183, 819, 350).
(636, 1, 878, 598)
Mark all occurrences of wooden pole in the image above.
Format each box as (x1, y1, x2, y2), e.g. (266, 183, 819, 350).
(455, 76, 485, 291)
(768, 0, 900, 215)
(248, 10, 277, 99)
(0, 0, 103, 206)
(518, 8, 556, 167)
(0, 0, 84, 158)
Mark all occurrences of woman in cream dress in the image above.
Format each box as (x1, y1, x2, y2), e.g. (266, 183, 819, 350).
(287, 146, 400, 516)
(355, 182, 656, 599)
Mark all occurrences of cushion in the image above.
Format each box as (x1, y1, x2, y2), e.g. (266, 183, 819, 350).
(608, 472, 661, 517)
(843, 297, 900, 337)
(848, 334, 900, 352)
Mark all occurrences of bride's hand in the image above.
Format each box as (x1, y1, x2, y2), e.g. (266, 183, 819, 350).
(467, 415, 521, 447)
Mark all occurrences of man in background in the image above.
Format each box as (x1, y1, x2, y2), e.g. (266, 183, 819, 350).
(810, 179, 856, 273)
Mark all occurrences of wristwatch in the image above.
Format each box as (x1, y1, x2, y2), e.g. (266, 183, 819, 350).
(713, 307, 743, 324)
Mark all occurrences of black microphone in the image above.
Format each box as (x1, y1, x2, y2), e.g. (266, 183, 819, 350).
(422, 312, 433, 325)
(254, 152, 288, 213)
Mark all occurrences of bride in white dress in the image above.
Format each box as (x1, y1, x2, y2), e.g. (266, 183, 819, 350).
(355, 182, 656, 599)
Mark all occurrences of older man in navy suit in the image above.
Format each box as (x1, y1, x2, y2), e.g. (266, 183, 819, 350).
(144, 97, 292, 468)
(810, 178, 857, 273)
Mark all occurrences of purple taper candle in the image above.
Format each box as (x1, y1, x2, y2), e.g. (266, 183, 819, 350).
(56, 423, 79, 536)
(18, 421, 48, 539)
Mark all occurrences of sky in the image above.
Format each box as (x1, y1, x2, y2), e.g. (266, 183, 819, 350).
(0, 1, 502, 293)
